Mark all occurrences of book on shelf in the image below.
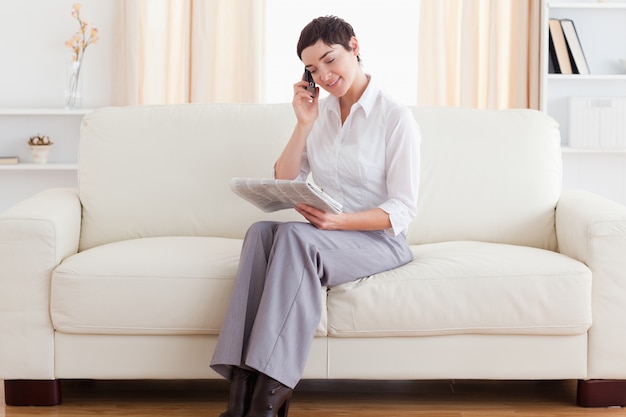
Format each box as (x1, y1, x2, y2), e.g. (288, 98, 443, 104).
(560, 19, 590, 75)
(230, 177, 343, 214)
(0, 156, 19, 165)
(548, 19, 573, 74)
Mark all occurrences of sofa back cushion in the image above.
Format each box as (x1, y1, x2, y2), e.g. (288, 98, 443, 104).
(79, 104, 561, 252)
(407, 107, 561, 251)
(78, 103, 301, 251)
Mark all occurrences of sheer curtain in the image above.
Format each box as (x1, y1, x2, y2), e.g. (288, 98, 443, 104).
(418, 0, 541, 109)
(113, 0, 265, 105)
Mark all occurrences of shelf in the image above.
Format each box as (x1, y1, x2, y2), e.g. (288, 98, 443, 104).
(0, 108, 94, 116)
(548, 2, 626, 9)
(562, 146, 626, 154)
(0, 163, 78, 171)
(548, 74, 626, 80)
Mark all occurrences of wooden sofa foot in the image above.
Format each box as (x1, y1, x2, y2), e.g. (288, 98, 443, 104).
(577, 379, 626, 407)
(4, 380, 62, 406)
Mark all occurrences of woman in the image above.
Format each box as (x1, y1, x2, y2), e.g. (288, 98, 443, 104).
(211, 15, 420, 417)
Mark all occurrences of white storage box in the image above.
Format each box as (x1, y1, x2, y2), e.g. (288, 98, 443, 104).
(568, 97, 626, 149)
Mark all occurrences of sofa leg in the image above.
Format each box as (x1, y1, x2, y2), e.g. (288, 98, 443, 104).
(4, 380, 62, 406)
(577, 379, 626, 407)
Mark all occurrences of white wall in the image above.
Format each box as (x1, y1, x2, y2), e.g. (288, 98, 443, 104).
(0, 0, 114, 108)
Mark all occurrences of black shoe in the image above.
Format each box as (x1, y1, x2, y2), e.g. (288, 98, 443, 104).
(219, 367, 257, 417)
(244, 373, 292, 417)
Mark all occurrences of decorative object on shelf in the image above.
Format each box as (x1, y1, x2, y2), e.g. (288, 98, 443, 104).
(28, 135, 54, 165)
(548, 19, 572, 74)
(64, 3, 99, 109)
(65, 60, 83, 110)
(548, 18, 589, 75)
(0, 156, 19, 165)
(569, 97, 626, 149)
(560, 19, 589, 75)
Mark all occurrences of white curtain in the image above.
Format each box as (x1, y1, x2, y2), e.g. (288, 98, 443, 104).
(113, 0, 265, 105)
(418, 0, 541, 109)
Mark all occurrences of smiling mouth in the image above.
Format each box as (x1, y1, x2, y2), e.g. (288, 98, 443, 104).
(326, 77, 340, 88)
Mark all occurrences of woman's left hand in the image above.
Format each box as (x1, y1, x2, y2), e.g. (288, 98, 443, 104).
(295, 204, 345, 230)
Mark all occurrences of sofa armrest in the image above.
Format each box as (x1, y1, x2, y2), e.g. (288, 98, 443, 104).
(0, 188, 81, 379)
(556, 189, 626, 379)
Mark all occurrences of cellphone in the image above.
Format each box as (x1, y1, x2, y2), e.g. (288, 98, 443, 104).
(304, 69, 316, 98)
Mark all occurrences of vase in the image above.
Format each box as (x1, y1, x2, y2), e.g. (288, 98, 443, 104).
(30, 145, 52, 165)
(65, 60, 83, 109)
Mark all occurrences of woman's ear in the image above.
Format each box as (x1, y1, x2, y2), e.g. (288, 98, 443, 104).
(350, 36, 360, 57)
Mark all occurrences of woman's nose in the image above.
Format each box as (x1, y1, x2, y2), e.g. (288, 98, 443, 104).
(320, 70, 332, 83)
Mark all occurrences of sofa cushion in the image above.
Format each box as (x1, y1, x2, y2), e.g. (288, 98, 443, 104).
(78, 104, 302, 251)
(327, 241, 591, 337)
(50, 236, 328, 337)
(408, 107, 562, 252)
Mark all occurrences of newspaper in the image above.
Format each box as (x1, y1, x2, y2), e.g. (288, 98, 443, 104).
(230, 178, 343, 214)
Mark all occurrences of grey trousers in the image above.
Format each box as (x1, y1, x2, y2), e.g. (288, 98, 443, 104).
(210, 221, 413, 388)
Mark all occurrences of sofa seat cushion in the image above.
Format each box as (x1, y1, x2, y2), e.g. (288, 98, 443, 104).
(51, 236, 328, 336)
(327, 241, 592, 337)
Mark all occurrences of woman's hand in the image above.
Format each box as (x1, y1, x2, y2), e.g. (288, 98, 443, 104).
(295, 204, 393, 232)
(274, 78, 319, 180)
(292, 80, 319, 127)
(295, 203, 346, 230)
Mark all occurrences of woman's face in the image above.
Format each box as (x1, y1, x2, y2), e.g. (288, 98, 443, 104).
(301, 38, 360, 98)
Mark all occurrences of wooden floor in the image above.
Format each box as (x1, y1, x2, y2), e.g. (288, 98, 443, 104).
(2, 379, 626, 416)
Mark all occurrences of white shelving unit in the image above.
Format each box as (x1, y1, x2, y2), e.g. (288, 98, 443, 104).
(0, 163, 78, 171)
(0, 108, 93, 212)
(0, 108, 92, 116)
(540, 0, 626, 205)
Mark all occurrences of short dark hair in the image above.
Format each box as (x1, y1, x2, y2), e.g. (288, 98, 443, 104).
(296, 16, 360, 62)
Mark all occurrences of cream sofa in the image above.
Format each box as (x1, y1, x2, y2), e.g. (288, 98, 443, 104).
(2, 103, 626, 407)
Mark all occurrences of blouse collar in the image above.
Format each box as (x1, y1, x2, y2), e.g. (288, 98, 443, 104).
(323, 74, 378, 119)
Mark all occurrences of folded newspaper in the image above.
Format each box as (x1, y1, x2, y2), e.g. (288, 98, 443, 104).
(230, 178, 343, 214)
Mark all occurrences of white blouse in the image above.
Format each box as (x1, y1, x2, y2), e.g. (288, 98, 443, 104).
(297, 77, 421, 237)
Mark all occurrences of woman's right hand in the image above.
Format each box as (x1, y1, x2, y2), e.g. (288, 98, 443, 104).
(292, 79, 319, 127)
(275, 77, 319, 179)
